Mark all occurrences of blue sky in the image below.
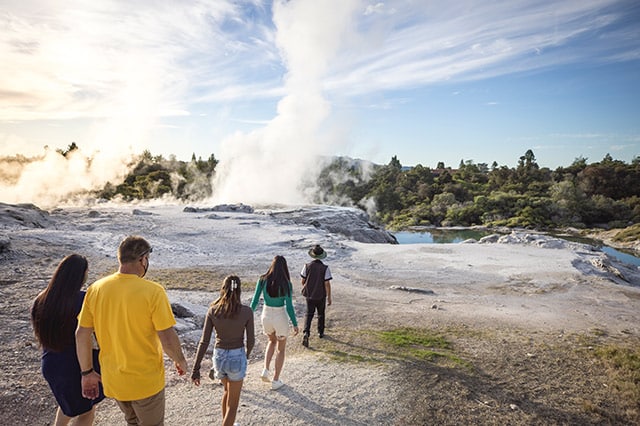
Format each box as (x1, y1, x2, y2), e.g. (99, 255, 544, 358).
(1, 0, 639, 173)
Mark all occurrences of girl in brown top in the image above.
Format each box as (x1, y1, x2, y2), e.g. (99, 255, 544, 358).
(191, 275, 255, 426)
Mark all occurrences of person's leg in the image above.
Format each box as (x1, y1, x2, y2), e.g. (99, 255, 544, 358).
(220, 377, 229, 419)
(264, 332, 277, 372)
(317, 298, 327, 337)
(53, 407, 71, 426)
(303, 298, 315, 335)
(115, 400, 139, 425)
(128, 388, 165, 426)
(74, 406, 97, 426)
(222, 379, 243, 426)
(272, 337, 287, 381)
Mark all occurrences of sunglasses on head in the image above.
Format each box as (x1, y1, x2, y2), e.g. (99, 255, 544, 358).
(138, 247, 153, 258)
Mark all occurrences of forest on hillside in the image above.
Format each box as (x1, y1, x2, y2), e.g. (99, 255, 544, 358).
(316, 150, 640, 232)
(3, 144, 640, 238)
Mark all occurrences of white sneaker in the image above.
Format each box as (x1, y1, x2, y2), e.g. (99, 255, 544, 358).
(271, 379, 284, 390)
(260, 368, 270, 383)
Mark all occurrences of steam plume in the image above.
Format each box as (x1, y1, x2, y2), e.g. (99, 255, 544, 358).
(210, 0, 360, 205)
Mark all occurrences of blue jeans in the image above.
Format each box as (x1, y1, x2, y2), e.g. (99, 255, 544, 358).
(212, 347, 247, 381)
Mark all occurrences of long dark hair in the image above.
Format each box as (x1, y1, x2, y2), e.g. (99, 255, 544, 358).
(261, 255, 291, 298)
(211, 275, 242, 318)
(31, 254, 88, 352)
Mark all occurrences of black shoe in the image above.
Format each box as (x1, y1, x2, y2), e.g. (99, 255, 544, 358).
(318, 333, 324, 338)
(302, 334, 309, 347)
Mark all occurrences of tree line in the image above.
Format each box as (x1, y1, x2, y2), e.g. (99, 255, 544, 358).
(313, 150, 640, 231)
(9, 144, 639, 232)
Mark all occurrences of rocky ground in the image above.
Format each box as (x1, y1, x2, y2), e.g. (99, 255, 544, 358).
(1, 202, 639, 425)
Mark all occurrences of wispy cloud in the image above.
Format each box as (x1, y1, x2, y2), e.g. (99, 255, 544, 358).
(0, 0, 279, 122)
(1, 0, 636, 125)
(324, 1, 637, 94)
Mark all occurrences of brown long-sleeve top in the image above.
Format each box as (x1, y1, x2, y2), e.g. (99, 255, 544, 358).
(191, 304, 255, 379)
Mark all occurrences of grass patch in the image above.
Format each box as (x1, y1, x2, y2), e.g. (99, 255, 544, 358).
(309, 327, 470, 369)
(378, 327, 450, 350)
(612, 223, 640, 243)
(594, 344, 640, 414)
(596, 345, 640, 378)
(377, 327, 470, 369)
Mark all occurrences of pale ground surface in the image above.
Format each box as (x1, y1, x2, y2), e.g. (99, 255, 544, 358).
(1, 203, 639, 425)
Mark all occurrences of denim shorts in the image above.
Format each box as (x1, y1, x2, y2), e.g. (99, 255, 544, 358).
(212, 347, 247, 381)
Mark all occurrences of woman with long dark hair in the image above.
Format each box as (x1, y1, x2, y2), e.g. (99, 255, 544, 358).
(31, 254, 104, 425)
(250, 255, 299, 390)
(191, 275, 254, 426)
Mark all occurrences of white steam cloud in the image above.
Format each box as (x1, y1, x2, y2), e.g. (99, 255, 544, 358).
(0, 146, 133, 207)
(210, 0, 361, 205)
(1, 108, 163, 207)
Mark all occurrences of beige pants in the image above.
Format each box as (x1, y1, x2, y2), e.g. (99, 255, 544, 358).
(261, 305, 290, 338)
(116, 388, 165, 426)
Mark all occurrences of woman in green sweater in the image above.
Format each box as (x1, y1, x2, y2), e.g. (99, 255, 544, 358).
(250, 255, 299, 390)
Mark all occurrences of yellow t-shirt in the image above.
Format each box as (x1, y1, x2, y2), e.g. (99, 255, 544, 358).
(78, 272, 176, 401)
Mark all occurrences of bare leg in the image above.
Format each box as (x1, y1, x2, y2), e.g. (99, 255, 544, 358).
(54, 407, 71, 426)
(220, 377, 229, 419)
(264, 332, 277, 371)
(272, 337, 287, 381)
(222, 379, 244, 426)
(74, 406, 96, 426)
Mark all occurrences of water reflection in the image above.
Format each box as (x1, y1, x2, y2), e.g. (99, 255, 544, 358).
(393, 229, 494, 244)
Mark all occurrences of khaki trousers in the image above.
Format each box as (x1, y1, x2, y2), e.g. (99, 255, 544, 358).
(116, 388, 165, 426)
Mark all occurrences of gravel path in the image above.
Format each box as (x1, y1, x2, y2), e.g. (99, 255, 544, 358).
(93, 342, 398, 425)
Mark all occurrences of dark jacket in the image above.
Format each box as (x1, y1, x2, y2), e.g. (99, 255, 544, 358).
(301, 260, 328, 300)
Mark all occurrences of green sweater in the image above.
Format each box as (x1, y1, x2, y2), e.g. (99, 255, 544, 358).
(250, 279, 298, 327)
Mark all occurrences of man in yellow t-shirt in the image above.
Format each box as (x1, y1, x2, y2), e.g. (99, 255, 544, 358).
(76, 235, 188, 425)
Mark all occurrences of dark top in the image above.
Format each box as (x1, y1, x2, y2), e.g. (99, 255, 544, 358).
(301, 260, 331, 300)
(40, 291, 104, 416)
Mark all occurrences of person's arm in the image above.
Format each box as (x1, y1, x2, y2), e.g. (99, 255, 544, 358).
(75, 325, 101, 400)
(191, 313, 214, 385)
(157, 327, 188, 376)
(284, 282, 299, 333)
(325, 280, 332, 306)
(245, 311, 255, 358)
(249, 279, 263, 311)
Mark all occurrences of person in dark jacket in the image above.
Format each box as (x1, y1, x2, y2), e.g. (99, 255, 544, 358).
(300, 245, 333, 347)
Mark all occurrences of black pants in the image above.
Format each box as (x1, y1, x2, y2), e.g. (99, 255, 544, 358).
(303, 297, 326, 336)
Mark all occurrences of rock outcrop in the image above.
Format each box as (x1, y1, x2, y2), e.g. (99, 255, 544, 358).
(267, 206, 397, 244)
